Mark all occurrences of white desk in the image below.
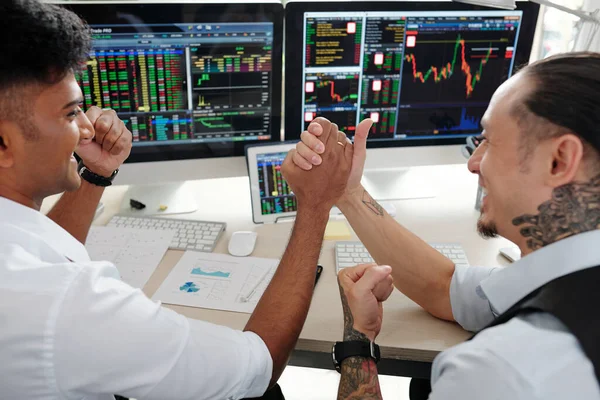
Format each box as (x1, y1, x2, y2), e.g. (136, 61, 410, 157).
(41, 163, 513, 377)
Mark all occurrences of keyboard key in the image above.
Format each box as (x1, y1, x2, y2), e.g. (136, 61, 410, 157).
(339, 262, 356, 268)
(339, 257, 354, 262)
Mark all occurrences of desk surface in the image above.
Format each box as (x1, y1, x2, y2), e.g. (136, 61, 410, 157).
(42, 163, 512, 363)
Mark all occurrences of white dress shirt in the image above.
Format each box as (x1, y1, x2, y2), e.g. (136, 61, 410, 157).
(0, 197, 272, 400)
(431, 230, 600, 399)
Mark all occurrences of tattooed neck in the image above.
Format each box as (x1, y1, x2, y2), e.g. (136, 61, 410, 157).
(513, 173, 600, 251)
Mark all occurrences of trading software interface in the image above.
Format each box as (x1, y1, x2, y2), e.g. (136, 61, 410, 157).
(256, 152, 297, 215)
(78, 22, 274, 146)
(302, 10, 523, 141)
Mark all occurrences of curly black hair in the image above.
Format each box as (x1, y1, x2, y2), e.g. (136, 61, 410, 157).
(0, 0, 91, 136)
(0, 0, 91, 88)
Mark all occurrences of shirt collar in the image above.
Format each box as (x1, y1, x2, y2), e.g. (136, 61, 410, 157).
(480, 230, 600, 315)
(0, 196, 89, 263)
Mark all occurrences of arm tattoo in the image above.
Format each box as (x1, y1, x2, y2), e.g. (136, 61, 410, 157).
(337, 282, 383, 400)
(339, 281, 370, 342)
(513, 174, 600, 250)
(337, 356, 382, 400)
(362, 190, 384, 217)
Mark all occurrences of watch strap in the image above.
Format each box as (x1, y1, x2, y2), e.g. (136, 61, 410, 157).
(332, 340, 381, 372)
(78, 161, 118, 187)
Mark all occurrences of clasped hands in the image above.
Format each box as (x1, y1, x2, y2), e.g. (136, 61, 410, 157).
(281, 117, 393, 341)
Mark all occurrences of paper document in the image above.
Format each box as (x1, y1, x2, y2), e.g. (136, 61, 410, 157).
(86, 227, 175, 289)
(152, 251, 279, 314)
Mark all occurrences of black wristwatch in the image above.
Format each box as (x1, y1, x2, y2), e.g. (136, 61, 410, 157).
(78, 161, 118, 187)
(332, 340, 381, 372)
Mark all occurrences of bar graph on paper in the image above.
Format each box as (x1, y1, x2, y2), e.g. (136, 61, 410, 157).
(152, 252, 278, 314)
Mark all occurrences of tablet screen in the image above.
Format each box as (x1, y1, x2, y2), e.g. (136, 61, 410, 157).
(256, 152, 298, 215)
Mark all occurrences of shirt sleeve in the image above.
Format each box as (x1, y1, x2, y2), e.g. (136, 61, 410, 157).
(429, 344, 533, 400)
(53, 262, 272, 400)
(449, 264, 499, 332)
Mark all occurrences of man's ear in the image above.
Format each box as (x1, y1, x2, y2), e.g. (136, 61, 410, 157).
(0, 120, 19, 169)
(546, 134, 584, 188)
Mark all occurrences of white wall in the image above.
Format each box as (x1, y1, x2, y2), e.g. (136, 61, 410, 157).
(573, 0, 600, 51)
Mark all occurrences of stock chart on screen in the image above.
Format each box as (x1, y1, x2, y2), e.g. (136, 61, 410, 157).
(78, 23, 274, 147)
(256, 152, 297, 215)
(301, 10, 523, 142)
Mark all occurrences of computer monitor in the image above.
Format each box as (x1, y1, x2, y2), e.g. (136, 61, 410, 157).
(56, 1, 284, 214)
(284, 1, 539, 199)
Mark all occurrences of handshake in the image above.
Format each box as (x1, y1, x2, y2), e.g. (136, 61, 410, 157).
(281, 117, 394, 342)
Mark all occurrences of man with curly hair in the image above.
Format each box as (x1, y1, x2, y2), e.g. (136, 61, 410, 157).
(0, 1, 376, 399)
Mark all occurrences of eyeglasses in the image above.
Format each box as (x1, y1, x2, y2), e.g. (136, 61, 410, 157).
(461, 134, 485, 159)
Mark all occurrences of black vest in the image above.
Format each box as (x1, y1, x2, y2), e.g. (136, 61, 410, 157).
(410, 266, 600, 400)
(474, 264, 600, 383)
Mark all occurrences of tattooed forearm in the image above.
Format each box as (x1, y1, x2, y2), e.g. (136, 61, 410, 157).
(337, 282, 383, 400)
(339, 282, 370, 342)
(513, 173, 600, 250)
(362, 190, 384, 217)
(337, 357, 383, 400)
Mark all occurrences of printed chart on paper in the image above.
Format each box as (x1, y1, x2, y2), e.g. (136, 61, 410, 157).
(152, 251, 279, 314)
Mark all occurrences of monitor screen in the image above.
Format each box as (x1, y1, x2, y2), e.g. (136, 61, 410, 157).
(256, 151, 297, 215)
(61, 2, 283, 162)
(285, 2, 539, 147)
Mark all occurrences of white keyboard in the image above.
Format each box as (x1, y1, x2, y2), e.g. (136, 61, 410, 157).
(107, 215, 226, 252)
(335, 241, 470, 272)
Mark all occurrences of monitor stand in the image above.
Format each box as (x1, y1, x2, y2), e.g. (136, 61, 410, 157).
(118, 182, 198, 216)
(361, 167, 438, 201)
